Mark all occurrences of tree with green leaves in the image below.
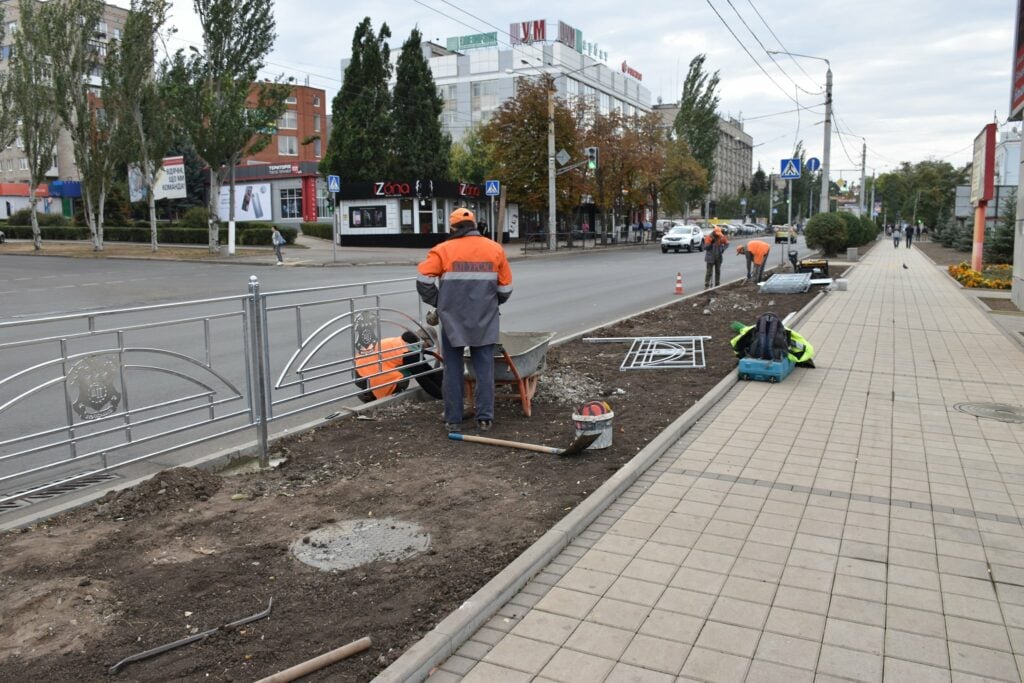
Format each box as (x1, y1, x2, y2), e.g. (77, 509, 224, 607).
(481, 76, 578, 216)
(986, 189, 1016, 264)
(391, 28, 449, 181)
(105, 0, 175, 251)
(673, 55, 720, 210)
(9, 0, 61, 250)
(321, 18, 392, 183)
(450, 125, 491, 184)
(166, 0, 289, 253)
(45, 0, 116, 250)
(658, 136, 708, 219)
(0, 11, 17, 152)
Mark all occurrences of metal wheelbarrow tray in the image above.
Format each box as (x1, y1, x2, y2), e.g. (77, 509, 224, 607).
(465, 331, 556, 417)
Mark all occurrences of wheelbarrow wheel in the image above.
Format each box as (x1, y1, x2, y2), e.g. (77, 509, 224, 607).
(413, 367, 443, 399)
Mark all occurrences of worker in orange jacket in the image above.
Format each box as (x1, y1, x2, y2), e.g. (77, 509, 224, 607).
(736, 239, 771, 283)
(703, 226, 729, 288)
(417, 208, 513, 434)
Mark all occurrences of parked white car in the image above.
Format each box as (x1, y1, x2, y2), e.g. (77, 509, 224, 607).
(661, 224, 704, 253)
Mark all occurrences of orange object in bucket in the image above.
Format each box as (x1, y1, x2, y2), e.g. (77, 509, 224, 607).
(572, 400, 614, 450)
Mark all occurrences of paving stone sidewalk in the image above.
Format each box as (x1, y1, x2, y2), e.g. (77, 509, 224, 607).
(428, 242, 1024, 682)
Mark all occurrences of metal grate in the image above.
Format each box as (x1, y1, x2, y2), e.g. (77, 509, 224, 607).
(759, 273, 812, 294)
(1, 472, 121, 514)
(619, 336, 709, 371)
(955, 403, 1024, 424)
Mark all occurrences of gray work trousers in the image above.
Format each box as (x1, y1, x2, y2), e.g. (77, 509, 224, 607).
(441, 330, 494, 424)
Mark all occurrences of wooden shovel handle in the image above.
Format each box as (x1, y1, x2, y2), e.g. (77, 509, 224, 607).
(448, 432, 561, 454)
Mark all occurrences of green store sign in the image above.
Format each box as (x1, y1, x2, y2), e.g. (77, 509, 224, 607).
(446, 32, 498, 51)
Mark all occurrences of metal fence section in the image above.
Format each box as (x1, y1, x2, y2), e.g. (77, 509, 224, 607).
(0, 276, 431, 512)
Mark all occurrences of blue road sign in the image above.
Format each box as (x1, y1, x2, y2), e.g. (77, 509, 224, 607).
(780, 158, 801, 180)
(485, 180, 501, 197)
(805, 157, 821, 173)
(327, 175, 340, 193)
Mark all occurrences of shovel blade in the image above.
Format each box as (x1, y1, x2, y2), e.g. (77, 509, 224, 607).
(558, 432, 599, 456)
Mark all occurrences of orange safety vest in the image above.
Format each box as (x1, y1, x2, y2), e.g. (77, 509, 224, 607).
(746, 239, 771, 265)
(354, 337, 413, 400)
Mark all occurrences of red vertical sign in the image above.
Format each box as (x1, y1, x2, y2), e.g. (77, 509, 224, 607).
(1013, 0, 1024, 119)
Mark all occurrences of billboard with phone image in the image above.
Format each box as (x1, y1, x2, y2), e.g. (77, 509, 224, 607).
(218, 183, 270, 221)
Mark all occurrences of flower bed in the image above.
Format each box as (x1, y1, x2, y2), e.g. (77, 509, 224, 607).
(948, 262, 1011, 289)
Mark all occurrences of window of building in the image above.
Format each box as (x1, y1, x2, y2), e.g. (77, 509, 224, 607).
(471, 79, 499, 125)
(599, 92, 611, 116)
(469, 49, 499, 75)
(313, 114, 320, 132)
(0, 45, 11, 61)
(19, 158, 27, 170)
(441, 84, 458, 126)
(312, 95, 320, 107)
(284, 95, 297, 104)
(280, 187, 302, 219)
(314, 138, 321, 157)
(431, 54, 458, 79)
(277, 135, 298, 156)
(315, 180, 334, 218)
(112, 28, 121, 41)
(277, 110, 297, 130)
(89, 40, 106, 57)
(98, 21, 108, 36)
(349, 205, 387, 228)
(7, 22, 16, 35)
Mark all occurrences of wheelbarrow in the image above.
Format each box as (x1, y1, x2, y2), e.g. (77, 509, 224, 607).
(464, 331, 556, 417)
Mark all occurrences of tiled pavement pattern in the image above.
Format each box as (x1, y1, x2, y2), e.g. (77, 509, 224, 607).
(429, 243, 1024, 682)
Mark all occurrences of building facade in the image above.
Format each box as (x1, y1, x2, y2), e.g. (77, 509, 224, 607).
(0, 0, 128, 188)
(230, 84, 330, 226)
(428, 22, 651, 143)
(652, 103, 755, 205)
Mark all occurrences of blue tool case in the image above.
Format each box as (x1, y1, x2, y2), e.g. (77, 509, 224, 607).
(738, 356, 795, 383)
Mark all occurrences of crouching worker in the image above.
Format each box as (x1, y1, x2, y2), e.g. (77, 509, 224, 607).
(736, 240, 771, 283)
(730, 312, 816, 367)
(354, 331, 443, 403)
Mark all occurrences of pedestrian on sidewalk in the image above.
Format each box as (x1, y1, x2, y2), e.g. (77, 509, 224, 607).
(893, 225, 901, 248)
(271, 226, 285, 265)
(703, 225, 729, 288)
(417, 208, 513, 435)
(905, 224, 914, 248)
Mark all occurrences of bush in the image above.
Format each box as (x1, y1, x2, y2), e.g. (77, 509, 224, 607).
(8, 209, 68, 227)
(301, 222, 333, 240)
(804, 213, 848, 256)
(2, 225, 90, 240)
(180, 206, 209, 230)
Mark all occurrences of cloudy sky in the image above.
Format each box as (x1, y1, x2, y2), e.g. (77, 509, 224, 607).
(129, 0, 1016, 180)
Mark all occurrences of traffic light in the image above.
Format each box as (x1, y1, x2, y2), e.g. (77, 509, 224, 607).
(585, 146, 599, 170)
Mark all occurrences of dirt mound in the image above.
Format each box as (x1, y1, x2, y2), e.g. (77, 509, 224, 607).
(94, 467, 223, 520)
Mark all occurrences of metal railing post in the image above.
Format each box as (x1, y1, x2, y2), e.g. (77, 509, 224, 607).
(247, 276, 270, 468)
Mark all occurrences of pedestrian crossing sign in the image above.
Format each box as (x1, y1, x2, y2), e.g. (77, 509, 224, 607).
(485, 180, 500, 196)
(327, 175, 340, 193)
(780, 158, 801, 180)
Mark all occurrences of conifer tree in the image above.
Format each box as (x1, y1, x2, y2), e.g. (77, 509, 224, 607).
(321, 18, 392, 182)
(391, 28, 449, 180)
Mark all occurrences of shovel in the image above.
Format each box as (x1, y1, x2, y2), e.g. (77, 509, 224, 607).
(448, 431, 598, 456)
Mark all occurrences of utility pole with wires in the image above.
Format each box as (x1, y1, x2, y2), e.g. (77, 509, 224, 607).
(859, 140, 867, 216)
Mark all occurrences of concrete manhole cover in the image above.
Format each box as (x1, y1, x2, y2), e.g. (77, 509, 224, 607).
(955, 402, 1024, 424)
(291, 518, 430, 571)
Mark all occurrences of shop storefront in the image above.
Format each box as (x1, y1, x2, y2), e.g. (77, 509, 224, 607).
(225, 162, 321, 225)
(336, 180, 491, 248)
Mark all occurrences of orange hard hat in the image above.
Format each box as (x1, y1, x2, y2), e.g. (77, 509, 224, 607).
(448, 208, 475, 226)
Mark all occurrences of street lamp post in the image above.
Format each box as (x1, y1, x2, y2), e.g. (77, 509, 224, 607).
(767, 51, 831, 214)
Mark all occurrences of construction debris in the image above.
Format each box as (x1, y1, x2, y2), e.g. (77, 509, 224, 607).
(758, 273, 812, 294)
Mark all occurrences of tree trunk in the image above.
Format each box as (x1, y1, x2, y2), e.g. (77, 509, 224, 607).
(148, 190, 158, 252)
(83, 187, 100, 251)
(208, 166, 221, 254)
(28, 190, 41, 251)
(96, 180, 105, 251)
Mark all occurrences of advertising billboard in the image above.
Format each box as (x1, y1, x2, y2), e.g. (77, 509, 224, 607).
(969, 124, 996, 206)
(127, 156, 187, 203)
(218, 182, 270, 221)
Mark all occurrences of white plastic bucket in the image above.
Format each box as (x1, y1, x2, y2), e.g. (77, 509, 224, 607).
(572, 410, 615, 450)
